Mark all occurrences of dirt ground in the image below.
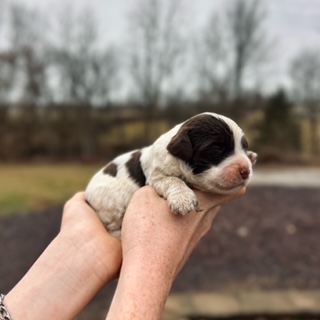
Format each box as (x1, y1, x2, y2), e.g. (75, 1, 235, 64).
(1, 186, 319, 319)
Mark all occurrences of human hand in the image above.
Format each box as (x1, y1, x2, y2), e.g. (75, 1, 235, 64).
(107, 186, 245, 319)
(60, 192, 122, 280)
(6, 192, 122, 320)
(121, 186, 245, 278)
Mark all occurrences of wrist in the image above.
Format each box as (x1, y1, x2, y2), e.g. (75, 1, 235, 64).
(58, 228, 121, 282)
(107, 253, 173, 320)
(6, 231, 121, 320)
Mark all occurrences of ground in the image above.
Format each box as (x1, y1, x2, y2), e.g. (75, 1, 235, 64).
(1, 182, 319, 319)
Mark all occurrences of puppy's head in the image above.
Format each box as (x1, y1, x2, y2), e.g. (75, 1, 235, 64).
(167, 113, 257, 194)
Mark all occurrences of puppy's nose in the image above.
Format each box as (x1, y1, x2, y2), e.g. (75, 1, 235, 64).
(239, 167, 250, 180)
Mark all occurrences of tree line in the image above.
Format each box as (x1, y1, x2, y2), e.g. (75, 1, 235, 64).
(0, 0, 319, 161)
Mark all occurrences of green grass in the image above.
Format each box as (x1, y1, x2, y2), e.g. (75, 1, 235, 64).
(0, 164, 100, 217)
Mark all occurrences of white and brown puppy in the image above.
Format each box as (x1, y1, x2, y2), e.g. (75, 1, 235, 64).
(86, 112, 257, 239)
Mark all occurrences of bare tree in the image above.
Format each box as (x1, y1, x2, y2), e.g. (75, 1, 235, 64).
(8, 3, 49, 105)
(0, 0, 17, 103)
(49, 5, 121, 159)
(51, 6, 119, 106)
(127, 0, 186, 140)
(0, 0, 8, 46)
(226, 0, 269, 99)
(290, 49, 320, 155)
(195, 14, 230, 103)
(197, 0, 269, 107)
(0, 52, 16, 103)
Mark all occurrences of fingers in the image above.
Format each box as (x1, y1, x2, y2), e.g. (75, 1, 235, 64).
(194, 187, 246, 211)
(128, 186, 218, 237)
(63, 191, 92, 212)
(64, 192, 87, 208)
(71, 191, 86, 201)
(131, 186, 245, 228)
(216, 186, 246, 205)
(61, 191, 97, 229)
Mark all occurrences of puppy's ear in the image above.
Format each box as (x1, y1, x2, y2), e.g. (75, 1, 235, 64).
(167, 130, 193, 162)
(247, 151, 258, 165)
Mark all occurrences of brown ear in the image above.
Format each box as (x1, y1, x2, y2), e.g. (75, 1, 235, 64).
(167, 130, 193, 162)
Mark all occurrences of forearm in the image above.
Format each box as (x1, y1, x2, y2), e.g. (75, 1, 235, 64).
(106, 186, 243, 320)
(107, 208, 220, 320)
(106, 249, 174, 320)
(5, 232, 121, 320)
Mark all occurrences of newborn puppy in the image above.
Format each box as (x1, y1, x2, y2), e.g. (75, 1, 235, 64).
(86, 112, 257, 239)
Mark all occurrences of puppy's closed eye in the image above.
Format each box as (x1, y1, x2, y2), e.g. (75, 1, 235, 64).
(241, 136, 249, 150)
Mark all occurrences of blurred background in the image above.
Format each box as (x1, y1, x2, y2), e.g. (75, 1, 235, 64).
(0, 0, 319, 319)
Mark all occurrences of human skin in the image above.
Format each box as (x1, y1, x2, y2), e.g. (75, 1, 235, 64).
(4, 187, 244, 320)
(106, 186, 245, 320)
(5, 192, 122, 320)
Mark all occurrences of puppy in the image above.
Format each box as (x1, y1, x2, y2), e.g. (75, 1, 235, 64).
(86, 112, 257, 239)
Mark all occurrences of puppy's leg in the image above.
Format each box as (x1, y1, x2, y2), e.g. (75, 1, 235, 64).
(86, 172, 139, 239)
(151, 176, 200, 215)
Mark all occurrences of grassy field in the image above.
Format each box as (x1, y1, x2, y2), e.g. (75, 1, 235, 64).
(0, 164, 100, 217)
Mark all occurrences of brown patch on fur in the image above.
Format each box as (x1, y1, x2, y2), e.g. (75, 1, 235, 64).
(241, 135, 249, 150)
(167, 114, 235, 174)
(166, 115, 217, 162)
(126, 151, 146, 187)
(103, 162, 117, 177)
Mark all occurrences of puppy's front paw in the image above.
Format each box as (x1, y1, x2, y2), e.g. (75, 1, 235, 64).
(168, 190, 200, 215)
(247, 151, 258, 165)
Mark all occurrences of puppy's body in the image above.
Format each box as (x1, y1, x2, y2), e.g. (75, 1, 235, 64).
(86, 113, 257, 239)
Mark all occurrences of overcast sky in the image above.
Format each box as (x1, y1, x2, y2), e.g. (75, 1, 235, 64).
(22, 0, 320, 45)
(19, 0, 320, 90)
